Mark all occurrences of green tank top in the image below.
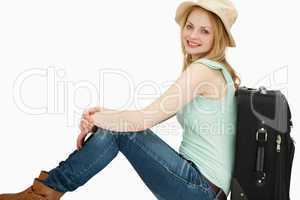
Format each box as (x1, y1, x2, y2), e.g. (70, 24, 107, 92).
(176, 58, 237, 196)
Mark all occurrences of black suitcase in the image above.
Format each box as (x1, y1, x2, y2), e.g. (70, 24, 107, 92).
(230, 86, 295, 200)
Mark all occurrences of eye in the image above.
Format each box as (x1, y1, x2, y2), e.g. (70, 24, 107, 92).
(201, 29, 209, 34)
(186, 24, 193, 30)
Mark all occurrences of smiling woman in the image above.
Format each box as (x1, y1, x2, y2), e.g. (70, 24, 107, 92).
(176, 1, 241, 91)
(182, 8, 215, 59)
(0, 0, 240, 200)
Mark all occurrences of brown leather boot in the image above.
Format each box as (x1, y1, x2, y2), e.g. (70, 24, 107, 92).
(0, 170, 64, 200)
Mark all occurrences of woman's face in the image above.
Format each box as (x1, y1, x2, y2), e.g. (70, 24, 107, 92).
(182, 8, 214, 60)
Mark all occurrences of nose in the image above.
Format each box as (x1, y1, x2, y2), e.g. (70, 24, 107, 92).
(190, 29, 199, 39)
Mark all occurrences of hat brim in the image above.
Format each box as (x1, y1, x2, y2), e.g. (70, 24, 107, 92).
(175, 1, 236, 47)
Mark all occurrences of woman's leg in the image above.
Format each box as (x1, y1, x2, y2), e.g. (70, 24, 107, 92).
(42, 128, 120, 192)
(115, 127, 216, 200)
(42, 127, 216, 199)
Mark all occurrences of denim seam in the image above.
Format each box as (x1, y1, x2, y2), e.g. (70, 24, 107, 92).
(131, 135, 211, 193)
(111, 133, 120, 148)
(76, 140, 115, 177)
(53, 135, 117, 191)
(70, 140, 116, 184)
(179, 160, 187, 178)
(154, 192, 167, 200)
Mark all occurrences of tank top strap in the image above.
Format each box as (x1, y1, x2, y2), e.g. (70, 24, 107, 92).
(192, 58, 235, 97)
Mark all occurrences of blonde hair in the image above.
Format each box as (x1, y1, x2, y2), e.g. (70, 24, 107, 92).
(180, 6, 241, 90)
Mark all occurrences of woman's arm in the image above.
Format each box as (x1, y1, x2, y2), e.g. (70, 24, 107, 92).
(139, 62, 216, 129)
(92, 62, 216, 133)
(91, 108, 145, 132)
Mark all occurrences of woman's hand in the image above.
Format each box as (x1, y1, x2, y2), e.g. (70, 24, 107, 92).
(76, 107, 101, 150)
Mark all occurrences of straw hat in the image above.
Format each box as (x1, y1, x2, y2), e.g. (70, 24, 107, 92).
(175, 0, 238, 47)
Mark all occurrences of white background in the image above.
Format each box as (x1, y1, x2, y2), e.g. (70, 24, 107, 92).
(0, 0, 298, 199)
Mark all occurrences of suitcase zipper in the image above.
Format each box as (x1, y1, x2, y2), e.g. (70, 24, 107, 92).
(274, 134, 286, 200)
(276, 135, 282, 152)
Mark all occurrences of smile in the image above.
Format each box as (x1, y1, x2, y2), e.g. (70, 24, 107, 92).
(187, 40, 201, 48)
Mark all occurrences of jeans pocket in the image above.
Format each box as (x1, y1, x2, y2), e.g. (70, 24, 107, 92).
(187, 161, 212, 191)
(179, 158, 203, 187)
(188, 162, 203, 186)
(178, 155, 219, 197)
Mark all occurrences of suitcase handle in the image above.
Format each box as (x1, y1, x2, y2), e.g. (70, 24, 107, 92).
(255, 127, 267, 186)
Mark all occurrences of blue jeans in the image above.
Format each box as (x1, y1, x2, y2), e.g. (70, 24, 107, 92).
(42, 127, 218, 200)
